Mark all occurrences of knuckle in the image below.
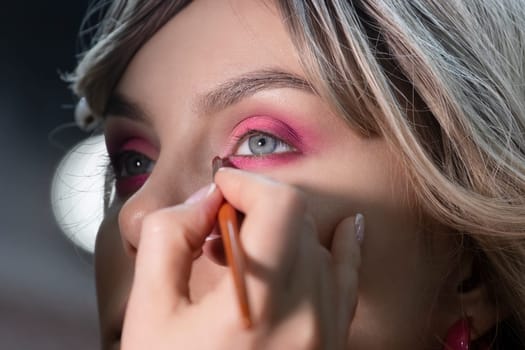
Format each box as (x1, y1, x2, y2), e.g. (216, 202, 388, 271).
(141, 208, 188, 240)
(141, 209, 172, 234)
(272, 185, 307, 214)
(142, 207, 202, 251)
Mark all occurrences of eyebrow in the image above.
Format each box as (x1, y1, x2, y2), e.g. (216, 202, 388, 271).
(196, 69, 314, 114)
(105, 93, 150, 122)
(105, 69, 314, 121)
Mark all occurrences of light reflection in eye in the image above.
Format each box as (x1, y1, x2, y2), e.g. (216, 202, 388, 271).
(51, 135, 110, 253)
(112, 151, 154, 178)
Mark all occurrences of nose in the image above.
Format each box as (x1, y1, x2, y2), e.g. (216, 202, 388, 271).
(117, 179, 159, 256)
(117, 164, 209, 257)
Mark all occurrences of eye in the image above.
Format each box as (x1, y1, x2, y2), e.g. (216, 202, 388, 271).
(109, 150, 155, 197)
(111, 150, 155, 178)
(234, 131, 296, 156)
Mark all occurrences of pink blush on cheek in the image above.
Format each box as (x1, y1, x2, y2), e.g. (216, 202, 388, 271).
(115, 174, 149, 197)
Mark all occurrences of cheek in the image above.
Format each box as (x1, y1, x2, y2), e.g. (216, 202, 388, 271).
(94, 214, 134, 311)
(303, 179, 415, 249)
(297, 139, 415, 247)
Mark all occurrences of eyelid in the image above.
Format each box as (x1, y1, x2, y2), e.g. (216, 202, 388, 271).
(224, 116, 304, 156)
(110, 137, 158, 161)
(104, 117, 159, 158)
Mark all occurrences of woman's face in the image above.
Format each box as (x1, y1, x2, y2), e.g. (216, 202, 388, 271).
(96, 0, 459, 349)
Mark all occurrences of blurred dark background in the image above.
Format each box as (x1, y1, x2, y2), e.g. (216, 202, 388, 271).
(0, 2, 99, 349)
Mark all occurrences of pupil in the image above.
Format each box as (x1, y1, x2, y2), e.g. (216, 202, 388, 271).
(257, 138, 266, 147)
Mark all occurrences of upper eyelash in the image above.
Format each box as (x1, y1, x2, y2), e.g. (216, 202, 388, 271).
(229, 129, 260, 143)
(106, 150, 130, 174)
(231, 129, 287, 146)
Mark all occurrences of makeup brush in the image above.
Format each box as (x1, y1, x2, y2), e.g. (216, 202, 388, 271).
(212, 156, 252, 329)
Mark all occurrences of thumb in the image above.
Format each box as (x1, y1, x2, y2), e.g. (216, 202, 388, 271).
(130, 184, 223, 314)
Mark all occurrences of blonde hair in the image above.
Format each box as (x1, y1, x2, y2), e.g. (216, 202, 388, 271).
(277, 0, 525, 340)
(69, 0, 525, 345)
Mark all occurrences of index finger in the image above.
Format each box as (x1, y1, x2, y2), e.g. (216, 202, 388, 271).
(130, 185, 223, 314)
(214, 168, 307, 276)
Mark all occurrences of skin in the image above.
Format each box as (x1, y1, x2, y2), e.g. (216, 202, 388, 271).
(94, 0, 487, 349)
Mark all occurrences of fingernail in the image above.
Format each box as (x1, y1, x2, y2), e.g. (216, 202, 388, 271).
(205, 221, 222, 242)
(354, 213, 365, 243)
(205, 232, 222, 241)
(184, 183, 216, 204)
(212, 156, 237, 178)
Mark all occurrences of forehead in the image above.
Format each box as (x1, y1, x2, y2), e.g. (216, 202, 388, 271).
(116, 0, 304, 111)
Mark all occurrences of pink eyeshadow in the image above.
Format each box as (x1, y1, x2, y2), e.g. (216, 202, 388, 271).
(225, 115, 318, 156)
(120, 138, 157, 159)
(115, 175, 149, 197)
(221, 115, 320, 169)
